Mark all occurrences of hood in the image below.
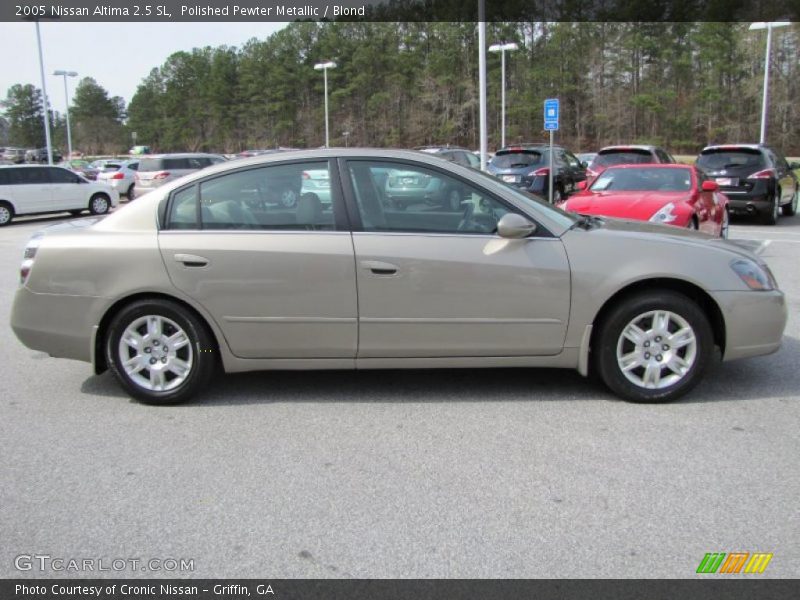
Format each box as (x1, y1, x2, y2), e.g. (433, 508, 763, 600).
(564, 191, 691, 221)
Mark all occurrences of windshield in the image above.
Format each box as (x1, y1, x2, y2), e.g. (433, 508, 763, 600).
(590, 167, 692, 192)
(490, 150, 545, 169)
(696, 149, 765, 170)
(592, 150, 653, 168)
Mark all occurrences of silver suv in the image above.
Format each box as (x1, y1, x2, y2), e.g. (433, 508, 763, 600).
(133, 153, 226, 198)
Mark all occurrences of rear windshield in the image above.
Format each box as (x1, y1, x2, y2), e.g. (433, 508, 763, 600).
(592, 149, 654, 168)
(490, 150, 545, 169)
(590, 167, 692, 192)
(139, 157, 212, 171)
(696, 149, 766, 170)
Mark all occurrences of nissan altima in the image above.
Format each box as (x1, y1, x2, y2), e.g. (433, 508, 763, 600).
(10, 149, 787, 405)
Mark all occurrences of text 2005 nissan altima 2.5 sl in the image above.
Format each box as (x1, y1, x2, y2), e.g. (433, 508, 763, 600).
(11, 149, 787, 405)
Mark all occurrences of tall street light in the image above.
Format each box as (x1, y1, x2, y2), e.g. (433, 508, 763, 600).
(749, 22, 790, 144)
(314, 61, 337, 148)
(53, 70, 78, 159)
(488, 42, 519, 149)
(34, 21, 54, 165)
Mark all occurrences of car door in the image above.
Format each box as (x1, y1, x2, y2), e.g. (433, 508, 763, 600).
(561, 150, 587, 195)
(770, 149, 795, 204)
(12, 167, 52, 214)
(342, 158, 571, 358)
(158, 159, 358, 359)
(46, 167, 85, 210)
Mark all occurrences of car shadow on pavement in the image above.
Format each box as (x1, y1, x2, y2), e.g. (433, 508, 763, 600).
(80, 336, 799, 406)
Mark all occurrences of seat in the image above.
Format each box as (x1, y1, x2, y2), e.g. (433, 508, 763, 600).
(296, 193, 323, 229)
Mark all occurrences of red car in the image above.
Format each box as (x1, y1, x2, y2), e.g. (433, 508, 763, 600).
(560, 164, 730, 237)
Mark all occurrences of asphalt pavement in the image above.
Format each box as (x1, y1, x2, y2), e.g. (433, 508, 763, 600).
(0, 211, 798, 579)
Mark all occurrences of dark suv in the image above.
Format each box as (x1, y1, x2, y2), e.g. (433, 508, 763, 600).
(486, 143, 587, 202)
(26, 147, 63, 163)
(696, 144, 798, 224)
(586, 145, 676, 180)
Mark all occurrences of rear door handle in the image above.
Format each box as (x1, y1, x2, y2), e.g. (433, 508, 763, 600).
(174, 253, 210, 267)
(360, 260, 398, 275)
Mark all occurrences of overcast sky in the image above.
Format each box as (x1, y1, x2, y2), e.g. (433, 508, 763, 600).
(0, 21, 288, 114)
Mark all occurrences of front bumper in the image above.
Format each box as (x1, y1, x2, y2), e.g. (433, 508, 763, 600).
(711, 289, 787, 361)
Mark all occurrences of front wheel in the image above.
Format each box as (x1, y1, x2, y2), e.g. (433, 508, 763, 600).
(0, 201, 15, 226)
(106, 299, 217, 405)
(719, 207, 729, 238)
(89, 193, 110, 215)
(594, 291, 713, 403)
(782, 188, 798, 217)
(761, 192, 780, 225)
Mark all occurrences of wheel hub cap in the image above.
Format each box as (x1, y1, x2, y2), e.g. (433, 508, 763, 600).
(118, 315, 193, 392)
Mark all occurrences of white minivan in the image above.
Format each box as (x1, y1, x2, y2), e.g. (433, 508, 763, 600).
(0, 165, 119, 226)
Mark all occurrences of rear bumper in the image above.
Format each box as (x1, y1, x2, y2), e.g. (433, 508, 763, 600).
(711, 289, 787, 361)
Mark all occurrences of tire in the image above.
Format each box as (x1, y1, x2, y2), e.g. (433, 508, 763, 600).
(279, 189, 298, 208)
(686, 217, 698, 230)
(89, 193, 110, 215)
(126, 183, 135, 199)
(594, 290, 713, 403)
(105, 299, 217, 405)
(782, 188, 798, 217)
(719, 207, 729, 239)
(761, 192, 780, 225)
(552, 187, 562, 204)
(0, 201, 15, 226)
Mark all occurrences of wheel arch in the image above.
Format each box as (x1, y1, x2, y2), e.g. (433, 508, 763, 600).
(588, 278, 726, 373)
(94, 291, 222, 374)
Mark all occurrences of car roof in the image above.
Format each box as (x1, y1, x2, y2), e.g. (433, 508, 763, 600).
(598, 145, 662, 152)
(142, 152, 223, 158)
(700, 144, 765, 152)
(0, 164, 68, 169)
(600, 163, 691, 170)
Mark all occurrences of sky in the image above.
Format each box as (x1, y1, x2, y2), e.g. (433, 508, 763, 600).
(0, 21, 288, 114)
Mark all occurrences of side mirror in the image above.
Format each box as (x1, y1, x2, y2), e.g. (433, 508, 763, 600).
(701, 180, 719, 192)
(497, 213, 537, 239)
(580, 161, 588, 169)
(789, 161, 800, 170)
(576, 181, 587, 191)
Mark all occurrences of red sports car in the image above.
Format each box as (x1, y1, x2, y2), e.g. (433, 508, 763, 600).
(560, 164, 730, 238)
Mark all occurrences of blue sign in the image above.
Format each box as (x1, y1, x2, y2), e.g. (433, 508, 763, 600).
(544, 98, 559, 130)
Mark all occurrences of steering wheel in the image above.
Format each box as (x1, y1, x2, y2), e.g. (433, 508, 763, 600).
(457, 202, 477, 232)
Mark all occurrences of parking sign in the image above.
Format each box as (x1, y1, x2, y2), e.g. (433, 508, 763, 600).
(544, 98, 559, 131)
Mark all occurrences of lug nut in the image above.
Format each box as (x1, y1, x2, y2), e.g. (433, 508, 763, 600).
(144, 347, 151, 354)
(644, 352, 651, 359)
(656, 354, 663, 362)
(149, 358, 157, 365)
(161, 357, 167, 363)
(644, 341, 650, 347)
(663, 345, 669, 351)
(655, 336, 662, 342)
(153, 340, 159, 346)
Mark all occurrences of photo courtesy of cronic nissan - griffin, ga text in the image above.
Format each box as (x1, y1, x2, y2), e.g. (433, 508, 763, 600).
(10, 150, 787, 405)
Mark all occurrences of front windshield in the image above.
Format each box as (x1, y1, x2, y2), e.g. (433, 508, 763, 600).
(590, 167, 692, 192)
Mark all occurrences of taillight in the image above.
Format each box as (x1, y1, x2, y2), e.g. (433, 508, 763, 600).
(302, 171, 310, 179)
(748, 168, 776, 180)
(531, 167, 550, 176)
(111, 172, 125, 180)
(20, 233, 43, 285)
(154, 171, 171, 180)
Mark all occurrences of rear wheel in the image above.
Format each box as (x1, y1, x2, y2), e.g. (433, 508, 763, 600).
(105, 299, 217, 405)
(126, 183, 135, 199)
(0, 201, 13, 226)
(594, 291, 713, 403)
(89, 193, 110, 215)
(782, 188, 798, 217)
(686, 217, 698, 230)
(719, 207, 729, 238)
(761, 192, 780, 225)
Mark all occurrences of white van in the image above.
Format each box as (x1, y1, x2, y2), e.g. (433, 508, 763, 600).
(0, 165, 119, 226)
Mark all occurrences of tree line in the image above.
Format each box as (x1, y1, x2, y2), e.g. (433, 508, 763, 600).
(2, 21, 799, 156)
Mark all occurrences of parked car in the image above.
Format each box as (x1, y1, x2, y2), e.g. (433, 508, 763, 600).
(59, 159, 99, 180)
(486, 143, 587, 202)
(416, 146, 481, 170)
(695, 144, 798, 225)
(10, 149, 786, 406)
(26, 147, 63, 163)
(133, 153, 226, 198)
(300, 168, 331, 205)
(0, 165, 119, 225)
(89, 159, 123, 171)
(561, 164, 729, 238)
(96, 160, 139, 199)
(129, 145, 152, 155)
(2, 147, 27, 164)
(586, 145, 676, 180)
(576, 152, 597, 165)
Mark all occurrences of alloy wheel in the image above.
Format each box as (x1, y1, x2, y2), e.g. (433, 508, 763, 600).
(0, 206, 10, 225)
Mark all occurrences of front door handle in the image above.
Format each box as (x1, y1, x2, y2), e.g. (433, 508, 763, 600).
(174, 253, 210, 267)
(360, 260, 398, 275)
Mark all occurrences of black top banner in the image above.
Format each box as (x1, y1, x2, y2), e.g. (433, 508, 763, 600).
(3, 579, 800, 600)
(4, 0, 800, 22)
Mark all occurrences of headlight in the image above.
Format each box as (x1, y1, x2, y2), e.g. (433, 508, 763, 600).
(649, 202, 678, 224)
(730, 259, 775, 291)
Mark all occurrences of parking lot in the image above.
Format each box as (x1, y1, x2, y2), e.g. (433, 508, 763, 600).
(0, 211, 798, 578)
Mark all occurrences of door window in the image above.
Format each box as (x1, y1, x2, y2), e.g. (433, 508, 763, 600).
(19, 168, 49, 184)
(348, 161, 513, 234)
(46, 167, 80, 184)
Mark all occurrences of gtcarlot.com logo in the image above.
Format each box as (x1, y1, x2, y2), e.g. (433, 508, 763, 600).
(14, 554, 195, 573)
(696, 552, 773, 574)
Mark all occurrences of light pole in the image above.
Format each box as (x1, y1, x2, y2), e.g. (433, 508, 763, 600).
(749, 22, 790, 144)
(53, 70, 77, 159)
(313, 61, 337, 148)
(34, 21, 54, 165)
(488, 42, 519, 149)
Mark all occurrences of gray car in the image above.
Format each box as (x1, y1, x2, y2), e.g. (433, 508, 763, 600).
(10, 149, 787, 405)
(133, 153, 226, 198)
(96, 159, 139, 199)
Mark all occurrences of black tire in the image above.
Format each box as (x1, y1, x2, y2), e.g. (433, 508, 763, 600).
(782, 188, 797, 217)
(89, 193, 111, 215)
(126, 183, 135, 199)
(760, 192, 780, 225)
(594, 290, 713, 403)
(0, 201, 15, 226)
(105, 299, 217, 405)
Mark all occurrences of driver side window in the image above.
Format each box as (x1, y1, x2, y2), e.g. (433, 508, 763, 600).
(347, 161, 512, 234)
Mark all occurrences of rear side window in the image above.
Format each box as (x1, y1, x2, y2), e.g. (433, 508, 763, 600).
(163, 158, 192, 170)
(0, 168, 22, 185)
(19, 168, 49, 184)
(696, 149, 766, 170)
(167, 185, 198, 229)
(490, 150, 544, 169)
(138, 158, 165, 171)
(592, 150, 654, 168)
(47, 167, 79, 183)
